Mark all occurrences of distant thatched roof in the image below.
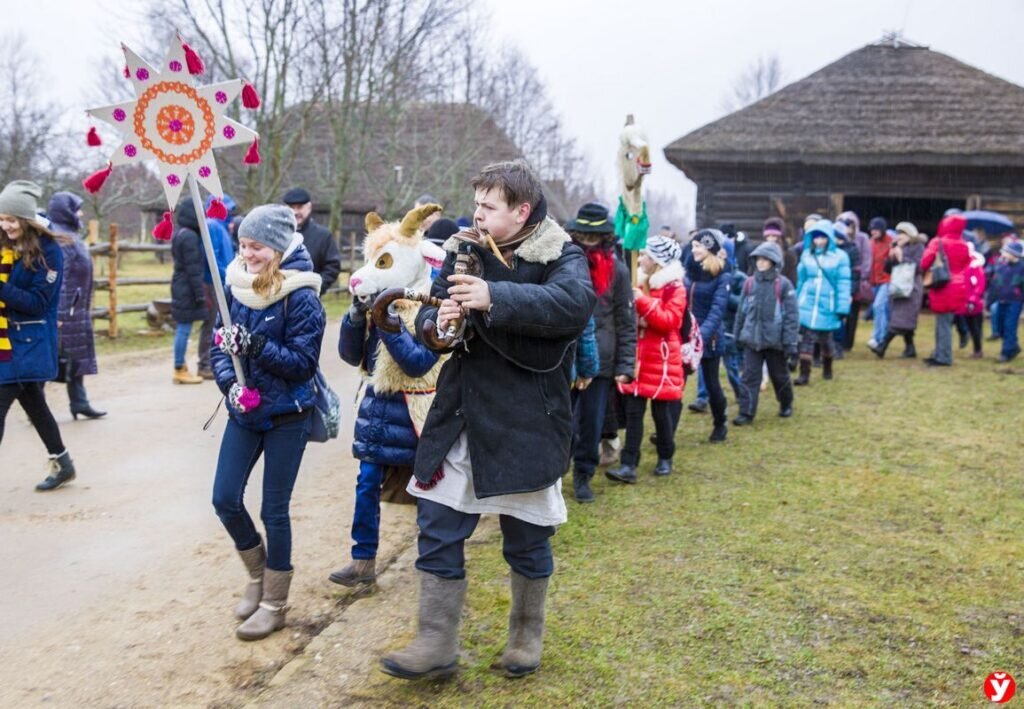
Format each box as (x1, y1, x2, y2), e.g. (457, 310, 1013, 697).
(665, 43, 1024, 171)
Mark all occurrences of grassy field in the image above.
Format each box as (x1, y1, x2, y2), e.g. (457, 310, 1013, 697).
(90, 252, 352, 357)
(375, 316, 1024, 707)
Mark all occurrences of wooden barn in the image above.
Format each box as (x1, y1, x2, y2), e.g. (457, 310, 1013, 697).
(664, 37, 1024, 240)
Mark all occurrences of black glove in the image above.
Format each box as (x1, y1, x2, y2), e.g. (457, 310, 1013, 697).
(347, 297, 371, 322)
(786, 352, 800, 372)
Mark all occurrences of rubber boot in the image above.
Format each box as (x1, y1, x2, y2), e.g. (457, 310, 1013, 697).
(869, 331, 896, 358)
(572, 469, 594, 503)
(822, 356, 834, 380)
(901, 332, 917, 359)
(381, 572, 467, 680)
(173, 365, 203, 385)
(794, 358, 811, 386)
(500, 573, 549, 678)
(329, 558, 377, 587)
(234, 541, 266, 620)
(236, 568, 292, 641)
(35, 451, 76, 491)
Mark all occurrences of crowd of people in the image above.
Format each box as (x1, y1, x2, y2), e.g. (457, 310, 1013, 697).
(1, 161, 1021, 680)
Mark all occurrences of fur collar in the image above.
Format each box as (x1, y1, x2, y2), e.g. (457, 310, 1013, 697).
(442, 217, 570, 265)
(642, 259, 684, 290)
(225, 258, 322, 310)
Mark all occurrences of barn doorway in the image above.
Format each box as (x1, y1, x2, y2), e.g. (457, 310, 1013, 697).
(841, 196, 965, 237)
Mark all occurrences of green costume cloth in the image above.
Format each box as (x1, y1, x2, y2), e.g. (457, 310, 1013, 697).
(615, 195, 648, 251)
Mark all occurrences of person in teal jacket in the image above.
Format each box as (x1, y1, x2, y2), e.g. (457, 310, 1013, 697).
(794, 219, 851, 385)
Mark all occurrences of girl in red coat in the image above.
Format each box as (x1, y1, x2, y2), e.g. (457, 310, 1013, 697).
(606, 236, 686, 483)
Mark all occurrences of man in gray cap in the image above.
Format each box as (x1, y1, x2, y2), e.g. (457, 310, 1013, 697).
(282, 188, 341, 294)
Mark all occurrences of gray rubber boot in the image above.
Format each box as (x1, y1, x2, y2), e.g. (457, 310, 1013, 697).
(380, 571, 467, 680)
(500, 573, 550, 678)
(234, 541, 266, 620)
(236, 568, 292, 641)
(328, 558, 376, 587)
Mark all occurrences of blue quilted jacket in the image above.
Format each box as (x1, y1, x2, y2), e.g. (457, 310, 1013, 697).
(339, 313, 439, 466)
(684, 253, 730, 357)
(797, 220, 852, 332)
(211, 246, 326, 431)
(0, 236, 64, 384)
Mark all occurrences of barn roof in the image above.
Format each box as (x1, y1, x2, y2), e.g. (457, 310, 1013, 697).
(665, 41, 1024, 171)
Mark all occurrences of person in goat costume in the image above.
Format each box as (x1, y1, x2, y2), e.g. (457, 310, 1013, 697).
(330, 204, 447, 587)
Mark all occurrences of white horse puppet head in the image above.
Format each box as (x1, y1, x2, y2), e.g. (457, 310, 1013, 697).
(618, 114, 652, 213)
(348, 203, 446, 302)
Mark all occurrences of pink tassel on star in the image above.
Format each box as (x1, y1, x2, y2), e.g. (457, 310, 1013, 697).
(243, 139, 261, 166)
(152, 212, 174, 241)
(241, 82, 261, 109)
(182, 42, 205, 75)
(206, 198, 228, 220)
(82, 163, 113, 194)
(87, 127, 102, 146)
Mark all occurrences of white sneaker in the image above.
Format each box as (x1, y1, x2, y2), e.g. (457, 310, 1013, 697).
(866, 338, 878, 349)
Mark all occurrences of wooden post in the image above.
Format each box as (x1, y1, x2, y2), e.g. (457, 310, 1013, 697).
(349, 231, 358, 273)
(88, 219, 99, 273)
(108, 223, 119, 338)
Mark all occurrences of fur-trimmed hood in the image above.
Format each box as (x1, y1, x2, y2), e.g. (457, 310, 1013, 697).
(639, 258, 684, 290)
(443, 217, 571, 265)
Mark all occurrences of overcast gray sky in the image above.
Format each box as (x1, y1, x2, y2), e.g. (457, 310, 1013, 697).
(6, 0, 1024, 223)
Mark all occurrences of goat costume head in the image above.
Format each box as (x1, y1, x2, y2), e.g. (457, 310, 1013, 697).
(349, 203, 446, 298)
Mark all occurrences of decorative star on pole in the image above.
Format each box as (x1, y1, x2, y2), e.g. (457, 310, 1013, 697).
(86, 33, 258, 209)
(84, 34, 261, 393)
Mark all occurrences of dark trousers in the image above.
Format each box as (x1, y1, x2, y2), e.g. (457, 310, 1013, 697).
(198, 284, 216, 371)
(572, 376, 612, 475)
(843, 301, 863, 350)
(962, 314, 984, 354)
(739, 349, 793, 418)
(351, 460, 384, 559)
(699, 355, 727, 427)
(66, 375, 88, 408)
(0, 381, 65, 454)
(601, 383, 625, 439)
(998, 301, 1023, 357)
(415, 498, 555, 580)
(212, 414, 312, 571)
(621, 394, 676, 466)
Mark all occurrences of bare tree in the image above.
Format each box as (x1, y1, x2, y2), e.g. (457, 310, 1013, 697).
(719, 53, 783, 114)
(645, 188, 693, 238)
(0, 34, 72, 190)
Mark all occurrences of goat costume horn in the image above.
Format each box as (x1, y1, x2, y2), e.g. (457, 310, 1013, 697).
(399, 204, 442, 237)
(365, 211, 385, 232)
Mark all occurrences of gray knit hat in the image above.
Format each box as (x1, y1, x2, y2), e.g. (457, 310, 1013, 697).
(0, 180, 44, 221)
(238, 204, 296, 253)
(644, 235, 682, 266)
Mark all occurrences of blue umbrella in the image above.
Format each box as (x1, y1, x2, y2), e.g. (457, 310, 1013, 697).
(963, 210, 1015, 235)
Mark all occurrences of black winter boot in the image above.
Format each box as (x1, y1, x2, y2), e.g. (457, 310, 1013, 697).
(822, 357, 834, 380)
(869, 331, 896, 358)
(35, 451, 76, 491)
(572, 469, 595, 502)
(653, 459, 672, 476)
(794, 358, 811, 386)
(901, 332, 917, 359)
(604, 464, 637, 484)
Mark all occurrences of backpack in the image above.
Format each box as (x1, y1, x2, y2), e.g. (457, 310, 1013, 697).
(742, 276, 782, 302)
(680, 286, 704, 376)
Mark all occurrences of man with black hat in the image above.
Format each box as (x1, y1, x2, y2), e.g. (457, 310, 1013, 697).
(565, 202, 635, 503)
(282, 188, 342, 295)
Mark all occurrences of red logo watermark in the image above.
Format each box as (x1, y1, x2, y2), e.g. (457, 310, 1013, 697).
(984, 672, 1016, 703)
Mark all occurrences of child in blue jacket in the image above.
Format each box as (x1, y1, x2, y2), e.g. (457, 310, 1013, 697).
(794, 220, 851, 385)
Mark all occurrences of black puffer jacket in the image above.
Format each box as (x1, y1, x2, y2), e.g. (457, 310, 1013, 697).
(170, 198, 208, 323)
(413, 218, 595, 498)
(592, 254, 636, 379)
(50, 192, 98, 376)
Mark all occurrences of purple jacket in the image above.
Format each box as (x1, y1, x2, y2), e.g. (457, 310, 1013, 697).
(49, 192, 98, 377)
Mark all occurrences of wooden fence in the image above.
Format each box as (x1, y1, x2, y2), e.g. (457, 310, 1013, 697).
(86, 222, 361, 338)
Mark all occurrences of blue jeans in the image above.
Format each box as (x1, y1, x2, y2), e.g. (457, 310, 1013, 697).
(174, 322, 194, 368)
(415, 498, 555, 580)
(212, 413, 312, 571)
(696, 366, 707, 402)
(351, 460, 385, 559)
(871, 284, 890, 344)
(991, 302, 1002, 338)
(572, 375, 611, 475)
(998, 301, 1023, 357)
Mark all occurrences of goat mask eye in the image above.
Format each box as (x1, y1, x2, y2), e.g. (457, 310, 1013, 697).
(375, 253, 393, 269)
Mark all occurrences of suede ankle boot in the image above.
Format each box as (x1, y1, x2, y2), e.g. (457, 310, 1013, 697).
(236, 568, 292, 641)
(329, 558, 377, 587)
(235, 540, 266, 620)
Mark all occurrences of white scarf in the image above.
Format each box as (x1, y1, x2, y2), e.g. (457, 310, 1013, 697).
(225, 238, 322, 309)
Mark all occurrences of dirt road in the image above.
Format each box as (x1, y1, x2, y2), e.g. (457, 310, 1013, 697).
(0, 333, 417, 707)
